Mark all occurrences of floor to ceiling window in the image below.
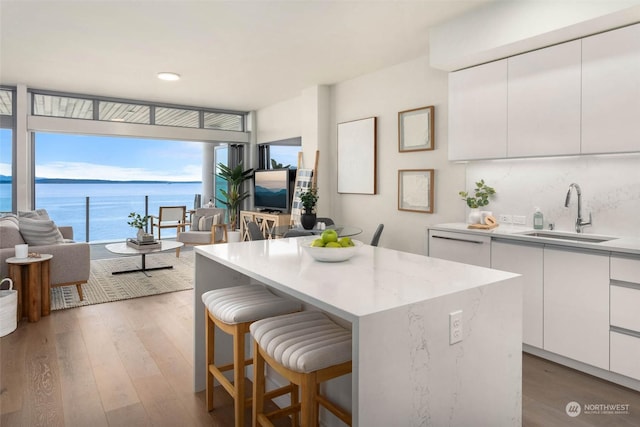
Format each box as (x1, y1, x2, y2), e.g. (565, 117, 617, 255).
(0, 88, 14, 212)
(34, 132, 204, 242)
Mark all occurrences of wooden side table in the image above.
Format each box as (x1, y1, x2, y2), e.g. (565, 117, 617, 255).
(6, 254, 53, 322)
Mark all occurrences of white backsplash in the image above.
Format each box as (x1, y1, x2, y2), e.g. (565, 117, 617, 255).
(466, 154, 640, 238)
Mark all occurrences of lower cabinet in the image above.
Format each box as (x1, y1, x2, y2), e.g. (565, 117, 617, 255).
(610, 255, 640, 381)
(427, 230, 491, 267)
(491, 239, 544, 348)
(543, 247, 610, 370)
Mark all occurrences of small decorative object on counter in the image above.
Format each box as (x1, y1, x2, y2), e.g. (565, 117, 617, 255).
(533, 207, 544, 230)
(459, 179, 496, 224)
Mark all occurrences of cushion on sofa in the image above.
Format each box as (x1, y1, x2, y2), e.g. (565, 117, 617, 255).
(18, 209, 51, 220)
(0, 215, 26, 247)
(18, 217, 65, 246)
(191, 213, 220, 231)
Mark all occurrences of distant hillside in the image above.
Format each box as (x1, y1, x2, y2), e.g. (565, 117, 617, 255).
(0, 175, 200, 184)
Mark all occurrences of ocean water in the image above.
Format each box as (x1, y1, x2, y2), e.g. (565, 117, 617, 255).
(1, 182, 213, 242)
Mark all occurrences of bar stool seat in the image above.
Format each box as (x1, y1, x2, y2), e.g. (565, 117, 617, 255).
(251, 310, 353, 427)
(202, 284, 301, 427)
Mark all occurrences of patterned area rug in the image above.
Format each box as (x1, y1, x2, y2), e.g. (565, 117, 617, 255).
(50, 251, 194, 310)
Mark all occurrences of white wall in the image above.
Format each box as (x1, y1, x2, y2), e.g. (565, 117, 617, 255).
(256, 55, 466, 255)
(330, 56, 465, 254)
(466, 154, 640, 238)
(255, 96, 302, 144)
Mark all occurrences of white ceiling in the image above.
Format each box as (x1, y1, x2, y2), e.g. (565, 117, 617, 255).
(0, 0, 489, 112)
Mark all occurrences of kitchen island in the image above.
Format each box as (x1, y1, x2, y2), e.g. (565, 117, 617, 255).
(194, 238, 522, 426)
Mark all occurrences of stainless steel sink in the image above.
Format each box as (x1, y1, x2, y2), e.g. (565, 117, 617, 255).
(519, 231, 616, 244)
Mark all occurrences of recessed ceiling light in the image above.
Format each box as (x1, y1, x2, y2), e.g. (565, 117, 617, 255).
(157, 72, 180, 81)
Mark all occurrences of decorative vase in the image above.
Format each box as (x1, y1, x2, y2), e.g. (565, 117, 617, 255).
(467, 208, 482, 224)
(136, 228, 145, 241)
(301, 213, 316, 230)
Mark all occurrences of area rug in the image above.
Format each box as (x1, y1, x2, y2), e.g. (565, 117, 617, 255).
(50, 251, 194, 310)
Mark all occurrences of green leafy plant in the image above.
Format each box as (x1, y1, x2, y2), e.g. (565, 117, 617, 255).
(127, 212, 149, 229)
(459, 179, 496, 209)
(299, 187, 318, 214)
(215, 162, 254, 230)
(270, 159, 291, 169)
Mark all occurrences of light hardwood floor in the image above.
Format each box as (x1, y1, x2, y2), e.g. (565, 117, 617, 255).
(1, 289, 639, 426)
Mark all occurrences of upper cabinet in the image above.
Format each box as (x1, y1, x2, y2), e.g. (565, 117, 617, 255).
(582, 23, 640, 154)
(448, 60, 507, 161)
(507, 40, 581, 158)
(448, 23, 640, 161)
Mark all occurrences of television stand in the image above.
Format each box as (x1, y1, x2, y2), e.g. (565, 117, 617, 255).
(240, 210, 291, 241)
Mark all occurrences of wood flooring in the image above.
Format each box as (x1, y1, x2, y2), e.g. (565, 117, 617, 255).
(1, 289, 639, 426)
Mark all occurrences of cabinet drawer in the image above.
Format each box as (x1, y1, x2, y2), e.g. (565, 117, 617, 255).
(428, 230, 491, 268)
(610, 255, 640, 284)
(610, 331, 640, 381)
(611, 284, 640, 332)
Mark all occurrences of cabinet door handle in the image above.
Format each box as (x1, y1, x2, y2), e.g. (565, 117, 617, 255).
(431, 235, 485, 244)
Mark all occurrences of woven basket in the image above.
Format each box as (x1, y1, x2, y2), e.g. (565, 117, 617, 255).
(0, 278, 17, 337)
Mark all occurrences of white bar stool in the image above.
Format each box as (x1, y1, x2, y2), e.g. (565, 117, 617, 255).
(250, 310, 353, 427)
(202, 284, 301, 427)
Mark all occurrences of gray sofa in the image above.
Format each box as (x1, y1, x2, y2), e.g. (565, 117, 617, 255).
(0, 213, 90, 300)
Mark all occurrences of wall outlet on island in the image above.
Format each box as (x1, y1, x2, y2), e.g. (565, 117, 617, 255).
(449, 310, 463, 345)
(498, 214, 512, 224)
(512, 215, 527, 225)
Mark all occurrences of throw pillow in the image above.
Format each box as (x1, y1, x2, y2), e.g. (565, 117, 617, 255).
(1, 215, 26, 247)
(18, 217, 65, 246)
(191, 214, 202, 231)
(18, 209, 50, 220)
(198, 215, 215, 231)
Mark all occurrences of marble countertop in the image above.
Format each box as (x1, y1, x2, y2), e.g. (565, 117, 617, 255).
(195, 237, 519, 321)
(429, 223, 640, 256)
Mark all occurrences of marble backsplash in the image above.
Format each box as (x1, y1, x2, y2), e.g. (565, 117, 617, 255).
(465, 153, 640, 238)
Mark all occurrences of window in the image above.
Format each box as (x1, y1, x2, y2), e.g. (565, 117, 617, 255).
(33, 94, 94, 119)
(30, 90, 247, 131)
(0, 88, 14, 212)
(99, 101, 150, 124)
(34, 132, 204, 242)
(258, 137, 301, 170)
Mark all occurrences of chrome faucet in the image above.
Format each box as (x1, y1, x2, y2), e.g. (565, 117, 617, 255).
(564, 183, 592, 233)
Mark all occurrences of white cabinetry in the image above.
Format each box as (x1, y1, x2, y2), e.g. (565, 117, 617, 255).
(491, 239, 544, 348)
(610, 255, 640, 381)
(507, 40, 582, 158)
(448, 60, 508, 161)
(543, 247, 609, 370)
(428, 230, 491, 268)
(582, 23, 640, 154)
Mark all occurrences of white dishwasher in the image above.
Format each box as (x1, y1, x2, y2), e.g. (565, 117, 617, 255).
(428, 229, 491, 267)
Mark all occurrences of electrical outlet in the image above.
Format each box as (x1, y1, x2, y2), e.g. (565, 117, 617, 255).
(449, 310, 463, 345)
(498, 214, 512, 224)
(512, 215, 527, 225)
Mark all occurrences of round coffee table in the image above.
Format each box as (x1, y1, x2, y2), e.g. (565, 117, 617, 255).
(104, 241, 184, 276)
(6, 254, 53, 322)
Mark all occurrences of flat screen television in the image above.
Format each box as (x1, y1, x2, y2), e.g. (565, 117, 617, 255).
(253, 169, 293, 213)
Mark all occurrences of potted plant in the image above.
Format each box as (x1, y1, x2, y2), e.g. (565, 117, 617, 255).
(299, 187, 318, 230)
(215, 162, 254, 238)
(127, 212, 153, 241)
(458, 179, 496, 224)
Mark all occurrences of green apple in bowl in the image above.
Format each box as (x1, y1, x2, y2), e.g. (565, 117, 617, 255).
(321, 229, 338, 244)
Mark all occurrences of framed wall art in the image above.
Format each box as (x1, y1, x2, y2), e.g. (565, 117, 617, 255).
(398, 169, 434, 213)
(398, 106, 434, 152)
(337, 116, 377, 194)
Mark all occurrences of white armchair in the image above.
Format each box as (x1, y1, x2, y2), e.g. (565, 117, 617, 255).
(176, 208, 227, 256)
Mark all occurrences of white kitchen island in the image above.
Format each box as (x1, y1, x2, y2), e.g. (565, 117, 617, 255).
(194, 238, 522, 426)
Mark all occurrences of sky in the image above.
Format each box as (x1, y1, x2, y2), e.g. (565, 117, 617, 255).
(0, 130, 300, 182)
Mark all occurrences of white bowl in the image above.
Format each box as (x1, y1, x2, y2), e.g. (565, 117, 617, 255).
(301, 239, 363, 262)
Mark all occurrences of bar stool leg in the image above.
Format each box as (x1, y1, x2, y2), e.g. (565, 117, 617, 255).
(252, 340, 265, 427)
(233, 323, 245, 427)
(300, 373, 318, 427)
(206, 308, 215, 411)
